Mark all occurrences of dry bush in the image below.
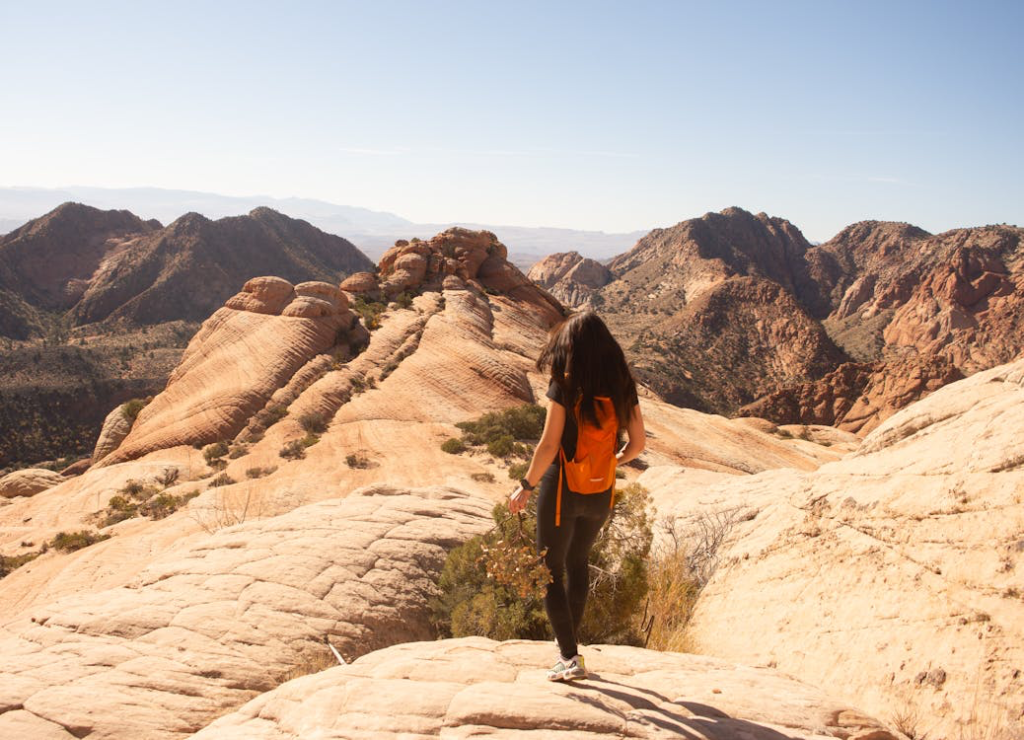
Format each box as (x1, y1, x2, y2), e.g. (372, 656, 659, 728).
(190, 484, 267, 534)
(643, 507, 745, 650)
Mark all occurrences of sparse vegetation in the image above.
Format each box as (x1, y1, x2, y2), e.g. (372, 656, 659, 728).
(431, 483, 652, 645)
(298, 411, 329, 435)
(50, 530, 112, 552)
(245, 465, 277, 479)
(345, 453, 371, 469)
(471, 472, 495, 483)
(441, 437, 466, 454)
(203, 442, 229, 465)
(279, 439, 306, 460)
(507, 462, 528, 481)
(120, 397, 149, 422)
(209, 472, 235, 487)
(190, 485, 267, 534)
(352, 296, 387, 331)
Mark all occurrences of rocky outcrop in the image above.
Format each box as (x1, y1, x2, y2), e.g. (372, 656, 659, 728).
(0, 485, 492, 740)
(738, 354, 964, 434)
(91, 277, 364, 467)
(343, 227, 563, 314)
(0, 469, 64, 498)
(91, 405, 134, 463)
(527, 250, 612, 307)
(192, 637, 896, 740)
(647, 355, 1024, 735)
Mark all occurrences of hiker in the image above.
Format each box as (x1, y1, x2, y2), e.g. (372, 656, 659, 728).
(509, 310, 645, 681)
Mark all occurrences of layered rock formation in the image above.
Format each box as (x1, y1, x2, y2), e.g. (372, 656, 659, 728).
(193, 637, 896, 740)
(91, 277, 365, 467)
(643, 355, 1024, 736)
(526, 250, 612, 307)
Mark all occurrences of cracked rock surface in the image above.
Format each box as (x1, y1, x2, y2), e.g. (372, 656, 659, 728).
(644, 355, 1024, 735)
(0, 485, 491, 740)
(190, 637, 895, 740)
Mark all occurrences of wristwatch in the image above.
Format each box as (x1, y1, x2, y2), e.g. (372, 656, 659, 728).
(519, 478, 535, 492)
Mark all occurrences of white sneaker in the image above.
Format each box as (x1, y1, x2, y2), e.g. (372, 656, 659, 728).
(546, 654, 587, 681)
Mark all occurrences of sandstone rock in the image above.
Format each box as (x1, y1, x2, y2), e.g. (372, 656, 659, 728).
(0, 469, 65, 498)
(651, 355, 1024, 735)
(339, 271, 379, 294)
(527, 250, 613, 307)
(92, 404, 134, 462)
(0, 485, 492, 740)
(91, 280, 358, 467)
(224, 276, 295, 315)
(191, 637, 896, 740)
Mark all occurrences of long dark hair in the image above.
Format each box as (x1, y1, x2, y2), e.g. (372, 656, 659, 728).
(536, 310, 637, 429)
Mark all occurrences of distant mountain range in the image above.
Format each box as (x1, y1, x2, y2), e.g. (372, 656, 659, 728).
(0, 186, 644, 267)
(531, 207, 1024, 432)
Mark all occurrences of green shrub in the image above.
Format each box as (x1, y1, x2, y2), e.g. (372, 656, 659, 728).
(139, 491, 200, 519)
(352, 296, 387, 331)
(298, 411, 329, 435)
(209, 473, 235, 487)
(431, 483, 653, 645)
(203, 442, 229, 464)
(258, 405, 289, 428)
(455, 404, 545, 447)
(441, 438, 466, 454)
(279, 440, 306, 460)
(507, 462, 529, 481)
(228, 445, 248, 459)
(0, 551, 42, 579)
(120, 398, 148, 423)
(394, 291, 415, 309)
(245, 465, 277, 479)
(486, 434, 515, 458)
(301, 432, 320, 448)
(50, 530, 111, 552)
(345, 453, 370, 469)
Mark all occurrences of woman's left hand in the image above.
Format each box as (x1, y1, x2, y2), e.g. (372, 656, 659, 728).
(508, 485, 530, 514)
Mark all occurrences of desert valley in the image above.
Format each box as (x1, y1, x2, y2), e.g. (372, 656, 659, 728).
(0, 201, 1021, 739)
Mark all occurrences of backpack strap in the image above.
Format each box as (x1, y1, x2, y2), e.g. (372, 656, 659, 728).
(556, 446, 565, 527)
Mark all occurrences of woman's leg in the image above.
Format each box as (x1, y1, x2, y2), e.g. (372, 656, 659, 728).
(566, 490, 612, 637)
(536, 467, 578, 659)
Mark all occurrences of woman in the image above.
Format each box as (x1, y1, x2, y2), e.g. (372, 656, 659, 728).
(509, 310, 645, 681)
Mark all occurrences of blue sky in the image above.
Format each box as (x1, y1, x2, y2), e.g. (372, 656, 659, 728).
(1, 0, 1020, 240)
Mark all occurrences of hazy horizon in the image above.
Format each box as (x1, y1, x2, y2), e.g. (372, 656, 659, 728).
(1, 1, 1021, 242)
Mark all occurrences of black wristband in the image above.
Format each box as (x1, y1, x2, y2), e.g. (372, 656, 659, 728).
(519, 478, 534, 492)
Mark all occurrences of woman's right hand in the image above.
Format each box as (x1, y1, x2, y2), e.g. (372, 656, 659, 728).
(509, 485, 530, 514)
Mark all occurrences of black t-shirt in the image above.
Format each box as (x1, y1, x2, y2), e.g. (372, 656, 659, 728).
(546, 379, 638, 460)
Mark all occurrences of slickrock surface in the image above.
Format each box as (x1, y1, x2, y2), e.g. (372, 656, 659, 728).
(0, 485, 492, 740)
(645, 356, 1024, 735)
(190, 637, 896, 740)
(527, 250, 612, 307)
(0, 468, 65, 499)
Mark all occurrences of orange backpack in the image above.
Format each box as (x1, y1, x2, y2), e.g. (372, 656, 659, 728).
(556, 395, 618, 526)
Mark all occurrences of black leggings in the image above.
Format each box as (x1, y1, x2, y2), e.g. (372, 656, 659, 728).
(536, 463, 612, 659)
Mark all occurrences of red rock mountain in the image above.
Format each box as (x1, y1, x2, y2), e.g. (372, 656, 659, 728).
(0, 203, 374, 336)
(592, 208, 842, 412)
(539, 207, 1023, 431)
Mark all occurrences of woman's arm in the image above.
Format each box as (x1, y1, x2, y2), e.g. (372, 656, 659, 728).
(615, 403, 645, 465)
(508, 400, 565, 514)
